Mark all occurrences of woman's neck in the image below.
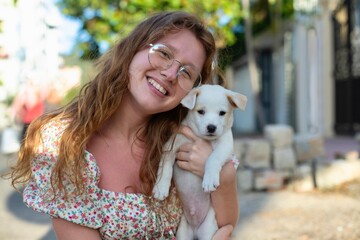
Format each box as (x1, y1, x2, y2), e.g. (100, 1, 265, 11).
(100, 94, 150, 143)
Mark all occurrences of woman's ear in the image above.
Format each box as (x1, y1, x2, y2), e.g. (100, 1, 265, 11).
(180, 89, 200, 110)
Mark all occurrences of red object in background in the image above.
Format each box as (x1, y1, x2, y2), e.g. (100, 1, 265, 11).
(22, 101, 45, 124)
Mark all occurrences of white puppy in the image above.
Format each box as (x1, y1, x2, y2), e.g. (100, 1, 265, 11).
(153, 84, 247, 240)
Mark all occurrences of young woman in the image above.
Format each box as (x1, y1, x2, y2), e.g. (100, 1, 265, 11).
(10, 11, 239, 239)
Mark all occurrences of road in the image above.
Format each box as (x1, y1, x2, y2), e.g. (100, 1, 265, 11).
(234, 189, 360, 240)
(0, 153, 56, 240)
(1, 151, 360, 239)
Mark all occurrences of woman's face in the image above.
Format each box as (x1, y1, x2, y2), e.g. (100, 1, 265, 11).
(128, 29, 206, 115)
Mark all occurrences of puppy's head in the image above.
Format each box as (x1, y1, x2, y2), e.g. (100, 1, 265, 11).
(181, 85, 247, 140)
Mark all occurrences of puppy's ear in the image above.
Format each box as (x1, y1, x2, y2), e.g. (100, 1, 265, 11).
(181, 89, 200, 109)
(227, 91, 247, 110)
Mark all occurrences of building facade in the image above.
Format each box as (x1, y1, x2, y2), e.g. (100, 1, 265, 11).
(231, 0, 359, 137)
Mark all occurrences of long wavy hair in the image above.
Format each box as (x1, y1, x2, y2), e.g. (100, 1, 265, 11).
(10, 11, 218, 197)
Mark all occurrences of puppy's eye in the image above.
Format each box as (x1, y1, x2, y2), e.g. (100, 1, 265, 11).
(219, 111, 226, 116)
(197, 110, 205, 115)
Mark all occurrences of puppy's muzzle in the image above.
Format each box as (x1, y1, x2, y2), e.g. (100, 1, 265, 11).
(207, 124, 217, 134)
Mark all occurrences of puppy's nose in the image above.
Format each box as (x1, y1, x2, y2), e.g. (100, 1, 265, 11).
(207, 124, 217, 133)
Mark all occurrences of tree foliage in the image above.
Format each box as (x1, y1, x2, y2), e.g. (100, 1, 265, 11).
(221, 0, 294, 65)
(57, 0, 242, 59)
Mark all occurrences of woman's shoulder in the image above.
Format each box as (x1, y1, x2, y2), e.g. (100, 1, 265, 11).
(38, 118, 70, 153)
(42, 118, 69, 135)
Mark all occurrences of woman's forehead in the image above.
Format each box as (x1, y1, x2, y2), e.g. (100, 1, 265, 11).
(156, 30, 206, 69)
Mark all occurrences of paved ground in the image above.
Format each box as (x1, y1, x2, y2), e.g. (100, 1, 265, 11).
(0, 136, 359, 240)
(234, 189, 360, 240)
(0, 154, 56, 240)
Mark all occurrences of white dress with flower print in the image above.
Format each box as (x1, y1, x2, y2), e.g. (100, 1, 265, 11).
(23, 120, 182, 239)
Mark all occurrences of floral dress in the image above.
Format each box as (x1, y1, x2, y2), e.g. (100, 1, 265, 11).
(23, 120, 182, 239)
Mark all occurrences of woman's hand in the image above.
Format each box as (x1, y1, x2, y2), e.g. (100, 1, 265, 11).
(175, 126, 212, 177)
(212, 225, 234, 240)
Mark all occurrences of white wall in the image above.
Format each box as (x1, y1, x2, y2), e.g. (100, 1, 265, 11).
(232, 65, 257, 134)
(292, 9, 335, 137)
(317, 8, 335, 137)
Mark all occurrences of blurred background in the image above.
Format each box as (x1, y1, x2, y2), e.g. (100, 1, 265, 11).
(0, 0, 359, 138)
(0, 0, 360, 239)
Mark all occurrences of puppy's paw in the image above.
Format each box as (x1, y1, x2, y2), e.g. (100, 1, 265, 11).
(202, 173, 220, 192)
(152, 184, 170, 200)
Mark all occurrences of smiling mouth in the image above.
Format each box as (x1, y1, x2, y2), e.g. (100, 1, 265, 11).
(148, 78, 168, 95)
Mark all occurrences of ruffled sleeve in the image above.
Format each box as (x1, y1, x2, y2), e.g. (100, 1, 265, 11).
(23, 120, 103, 228)
(231, 154, 240, 170)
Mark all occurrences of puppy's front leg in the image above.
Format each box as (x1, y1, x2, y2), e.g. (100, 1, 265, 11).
(152, 141, 176, 200)
(202, 130, 234, 192)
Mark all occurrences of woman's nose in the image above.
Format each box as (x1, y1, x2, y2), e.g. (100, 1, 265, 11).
(161, 62, 181, 84)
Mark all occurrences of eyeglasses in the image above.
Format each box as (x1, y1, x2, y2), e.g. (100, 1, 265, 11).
(148, 43, 202, 91)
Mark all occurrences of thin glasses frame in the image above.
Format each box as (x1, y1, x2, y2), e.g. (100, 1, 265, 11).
(148, 43, 202, 91)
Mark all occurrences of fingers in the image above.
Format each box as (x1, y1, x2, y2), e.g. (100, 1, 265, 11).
(178, 125, 198, 141)
(178, 142, 196, 153)
(176, 125, 212, 178)
(176, 148, 205, 177)
(175, 151, 195, 170)
(212, 225, 234, 240)
(176, 150, 190, 161)
(178, 126, 211, 150)
(175, 158, 204, 177)
(178, 126, 212, 154)
(176, 142, 206, 163)
(176, 159, 188, 170)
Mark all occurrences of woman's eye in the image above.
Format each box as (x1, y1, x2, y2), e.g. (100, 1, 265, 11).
(179, 67, 192, 79)
(183, 69, 191, 78)
(219, 111, 226, 116)
(159, 50, 172, 60)
(197, 110, 205, 115)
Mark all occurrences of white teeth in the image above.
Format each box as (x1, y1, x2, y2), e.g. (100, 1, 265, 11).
(148, 79, 167, 95)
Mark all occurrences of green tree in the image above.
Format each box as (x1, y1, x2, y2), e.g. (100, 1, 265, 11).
(58, 0, 242, 59)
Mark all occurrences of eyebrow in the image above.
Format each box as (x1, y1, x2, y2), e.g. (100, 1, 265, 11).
(160, 42, 199, 70)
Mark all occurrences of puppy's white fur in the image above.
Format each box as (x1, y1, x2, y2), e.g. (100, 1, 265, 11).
(153, 84, 247, 240)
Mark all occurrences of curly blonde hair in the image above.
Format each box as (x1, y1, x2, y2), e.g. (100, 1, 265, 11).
(10, 11, 218, 197)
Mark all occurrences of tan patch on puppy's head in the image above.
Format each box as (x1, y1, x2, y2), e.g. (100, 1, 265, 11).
(180, 85, 247, 140)
(181, 88, 200, 110)
(226, 92, 247, 110)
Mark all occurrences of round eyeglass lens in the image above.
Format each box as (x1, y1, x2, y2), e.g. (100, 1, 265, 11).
(148, 44, 202, 91)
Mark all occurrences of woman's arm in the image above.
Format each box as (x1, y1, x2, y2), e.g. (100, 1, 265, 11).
(211, 161, 239, 227)
(176, 126, 240, 229)
(52, 218, 101, 240)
